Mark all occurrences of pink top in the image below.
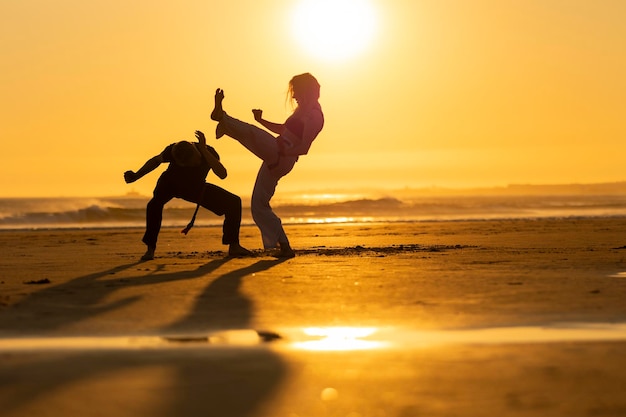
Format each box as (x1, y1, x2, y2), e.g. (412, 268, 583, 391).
(278, 105, 324, 156)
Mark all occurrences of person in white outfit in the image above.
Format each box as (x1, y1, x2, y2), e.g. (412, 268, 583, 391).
(210, 73, 325, 257)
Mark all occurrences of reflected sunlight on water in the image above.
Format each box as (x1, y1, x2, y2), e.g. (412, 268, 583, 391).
(291, 217, 375, 224)
(398, 323, 626, 347)
(292, 327, 388, 351)
(1, 324, 625, 352)
(285, 323, 626, 351)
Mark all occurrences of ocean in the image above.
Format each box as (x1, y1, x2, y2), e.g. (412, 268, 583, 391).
(2, 190, 626, 230)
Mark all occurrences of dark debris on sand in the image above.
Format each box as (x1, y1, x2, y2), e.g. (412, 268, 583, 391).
(23, 278, 52, 285)
(300, 244, 471, 257)
(160, 244, 472, 260)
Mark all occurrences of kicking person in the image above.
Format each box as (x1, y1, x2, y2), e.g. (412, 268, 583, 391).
(210, 73, 324, 257)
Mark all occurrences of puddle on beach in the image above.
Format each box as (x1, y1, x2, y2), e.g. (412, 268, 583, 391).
(287, 324, 626, 351)
(1, 323, 626, 352)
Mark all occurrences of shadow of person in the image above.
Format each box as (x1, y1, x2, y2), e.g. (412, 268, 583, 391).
(0, 258, 230, 335)
(161, 258, 289, 333)
(156, 258, 290, 416)
(0, 262, 144, 335)
(0, 258, 289, 417)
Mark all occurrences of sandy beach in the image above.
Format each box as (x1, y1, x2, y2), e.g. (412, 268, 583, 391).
(1, 218, 626, 416)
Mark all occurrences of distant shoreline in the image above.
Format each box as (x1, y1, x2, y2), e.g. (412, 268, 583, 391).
(4, 214, 626, 233)
(2, 180, 626, 200)
(3, 191, 626, 231)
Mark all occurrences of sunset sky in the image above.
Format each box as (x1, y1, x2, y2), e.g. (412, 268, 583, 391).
(2, 0, 625, 198)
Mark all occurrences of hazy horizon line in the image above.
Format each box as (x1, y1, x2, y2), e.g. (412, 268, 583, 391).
(3, 180, 626, 199)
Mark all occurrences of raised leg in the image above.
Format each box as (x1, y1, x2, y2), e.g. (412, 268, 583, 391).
(211, 88, 225, 121)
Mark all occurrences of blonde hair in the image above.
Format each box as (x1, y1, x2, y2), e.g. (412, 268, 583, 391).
(288, 73, 320, 108)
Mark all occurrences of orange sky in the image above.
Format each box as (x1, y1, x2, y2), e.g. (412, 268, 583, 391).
(2, 0, 625, 197)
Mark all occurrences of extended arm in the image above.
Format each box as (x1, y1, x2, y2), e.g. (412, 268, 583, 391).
(252, 109, 284, 135)
(195, 131, 227, 179)
(124, 154, 163, 183)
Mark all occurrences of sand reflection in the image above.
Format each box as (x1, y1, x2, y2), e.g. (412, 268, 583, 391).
(286, 323, 626, 351)
(2, 323, 626, 353)
(292, 327, 387, 351)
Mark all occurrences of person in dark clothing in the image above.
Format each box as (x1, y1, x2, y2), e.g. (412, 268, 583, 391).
(124, 130, 251, 260)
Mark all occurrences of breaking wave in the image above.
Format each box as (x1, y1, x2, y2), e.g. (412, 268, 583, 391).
(2, 194, 626, 230)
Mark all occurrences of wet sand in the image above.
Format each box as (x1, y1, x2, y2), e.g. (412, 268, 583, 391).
(1, 218, 626, 416)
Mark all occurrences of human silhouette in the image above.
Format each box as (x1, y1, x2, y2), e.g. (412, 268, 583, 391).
(124, 130, 252, 260)
(210, 73, 324, 257)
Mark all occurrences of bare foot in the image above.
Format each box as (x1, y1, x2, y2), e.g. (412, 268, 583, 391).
(141, 246, 155, 261)
(211, 88, 225, 121)
(274, 242, 295, 258)
(228, 243, 254, 258)
(275, 248, 295, 258)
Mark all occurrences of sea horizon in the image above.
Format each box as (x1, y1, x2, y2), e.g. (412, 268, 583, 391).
(3, 182, 626, 230)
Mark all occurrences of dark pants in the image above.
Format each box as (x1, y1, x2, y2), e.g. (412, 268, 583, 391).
(142, 178, 242, 249)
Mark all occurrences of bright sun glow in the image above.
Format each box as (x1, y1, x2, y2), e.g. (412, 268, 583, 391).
(291, 0, 378, 61)
(293, 327, 386, 351)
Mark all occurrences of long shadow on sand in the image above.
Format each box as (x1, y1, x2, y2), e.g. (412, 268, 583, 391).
(160, 259, 288, 333)
(0, 258, 289, 417)
(0, 259, 230, 334)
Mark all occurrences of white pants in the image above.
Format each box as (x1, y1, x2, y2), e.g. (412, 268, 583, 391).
(218, 114, 298, 249)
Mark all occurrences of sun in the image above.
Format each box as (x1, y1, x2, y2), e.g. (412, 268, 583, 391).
(291, 0, 378, 61)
